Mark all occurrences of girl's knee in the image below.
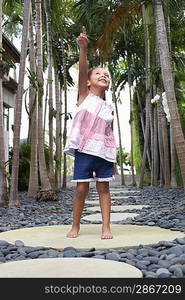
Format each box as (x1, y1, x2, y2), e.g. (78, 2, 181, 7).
(96, 182, 109, 194)
(75, 182, 89, 198)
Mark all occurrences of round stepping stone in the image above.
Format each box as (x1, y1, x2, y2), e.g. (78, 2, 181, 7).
(85, 200, 116, 205)
(82, 212, 139, 222)
(0, 225, 184, 250)
(90, 195, 140, 201)
(85, 205, 149, 212)
(0, 258, 142, 278)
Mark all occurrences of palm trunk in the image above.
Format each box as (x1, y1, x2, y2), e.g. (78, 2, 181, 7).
(9, 0, 31, 206)
(55, 70, 62, 189)
(153, 103, 159, 186)
(139, 2, 151, 187)
(157, 100, 164, 186)
(0, 0, 8, 205)
(149, 96, 154, 185)
(112, 81, 125, 185)
(43, 81, 48, 140)
(35, 0, 57, 201)
(61, 37, 67, 189)
(160, 102, 171, 188)
(128, 72, 136, 186)
(154, 0, 185, 188)
(45, 0, 55, 189)
(170, 126, 177, 188)
(28, 8, 39, 197)
(136, 87, 151, 169)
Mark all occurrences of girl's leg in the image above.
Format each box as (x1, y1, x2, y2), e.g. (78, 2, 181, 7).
(66, 182, 89, 238)
(96, 181, 113, 239)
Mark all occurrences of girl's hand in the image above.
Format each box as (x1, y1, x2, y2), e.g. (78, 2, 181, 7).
(76, 32, 88, 49)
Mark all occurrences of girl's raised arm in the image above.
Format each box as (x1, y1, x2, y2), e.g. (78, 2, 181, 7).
(76, 27, 89, 105)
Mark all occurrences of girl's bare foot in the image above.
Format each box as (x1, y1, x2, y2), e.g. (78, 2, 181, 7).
(101, 228, 113, 239)
(66, 226, 80, 238)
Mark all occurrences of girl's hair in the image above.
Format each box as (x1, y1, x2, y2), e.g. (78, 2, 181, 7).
(87, 67, 98, 79)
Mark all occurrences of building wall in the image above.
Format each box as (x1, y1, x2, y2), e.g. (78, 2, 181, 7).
(4, 130, 9, 172)
(3, 87, 16, 108)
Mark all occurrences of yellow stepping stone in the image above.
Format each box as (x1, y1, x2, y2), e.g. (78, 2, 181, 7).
(0, 224, 184, 250)
(0, 258, 142, 278)
(82, 212, 139, 222)
(85, 205, 149, 212)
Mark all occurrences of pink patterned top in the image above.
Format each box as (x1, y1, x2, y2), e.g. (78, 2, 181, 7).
(64, 93, 117, 162)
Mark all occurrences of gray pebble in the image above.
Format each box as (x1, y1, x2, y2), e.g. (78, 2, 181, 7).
(38, 254, 50, 258)
(105, 252, 120, 261)
(63, 247, 77, 252)
(144, 271, 156, 278)
(57, 253, 64, 257)
(0, 240, 11, 247)
(125, 259, 135, 266)
(120, 253, 128, 258)
(147, 222, 155, 226)
(166, 253, 176, 260)
(158, 273, 171, 278)
(148, 249, 159, 256)
(168, 246, 184, 256)
(147, 264, 160, 271)
(28, 251, 45, 259)
(136, 262, 148, 270)
(156, 268, 170, 276)
(93, 255, 105, 259)
(63, 250, 77, 258)
(158, 260, 172, 268)
(126, 253, 135, 260)
(77, 251, 95, 258)
(15, 240, 24, 247)
(13, 255, 26, 261)
(173, 267, 184, 277)
(47, 250, 58, 257)
(175, 238, 185, 245)
(0, 256, 6, 262)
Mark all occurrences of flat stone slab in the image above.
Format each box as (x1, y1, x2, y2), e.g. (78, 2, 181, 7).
(85, 200, 116, 205)
(90, 187, 141, 194)
(0, 258, 142, 278)
(82, 212, 139, 222)
(90, 195, 140, 201)
(0, 224, 184, 250)
(85, 205, 149, 212)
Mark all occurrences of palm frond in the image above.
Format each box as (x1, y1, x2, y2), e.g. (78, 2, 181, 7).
(95, 1, 140, 59)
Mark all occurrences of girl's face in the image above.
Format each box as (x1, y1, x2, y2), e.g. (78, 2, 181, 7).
(87, 68, 110, 90)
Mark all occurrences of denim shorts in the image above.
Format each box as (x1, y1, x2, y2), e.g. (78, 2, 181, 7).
(72, 150, 114, 182)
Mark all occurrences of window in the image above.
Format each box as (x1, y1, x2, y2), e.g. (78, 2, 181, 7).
(3, 106, 9, 131)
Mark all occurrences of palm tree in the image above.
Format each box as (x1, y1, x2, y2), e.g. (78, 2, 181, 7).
(44, 0, 55, 189)
(34, 0, 57, 201)
(61, 37, 68, 189)
(9, 0, 31, 207)
(54, 69, 62, 189)
(139, 2, 151, 187)
(0, 0, 8, 205)
(154, 0, 185, 188)
(28, 7, 39, 197)
(111, 77, 125, 185)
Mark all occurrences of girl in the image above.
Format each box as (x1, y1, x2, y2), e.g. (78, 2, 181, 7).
(64, 30, 117, 239)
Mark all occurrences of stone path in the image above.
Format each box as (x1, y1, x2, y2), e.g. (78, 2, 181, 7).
(0, 182, 185, 278)
(0, 257, 142, 278)
(85, 205, 149, 213)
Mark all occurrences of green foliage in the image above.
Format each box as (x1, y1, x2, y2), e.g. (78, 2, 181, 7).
(116, 147, 131, 167)
(9, 142, 50, 191)
(175, 152, 183, 187)
(132, 92, 143, 174)
(132, 114, 142, 175)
